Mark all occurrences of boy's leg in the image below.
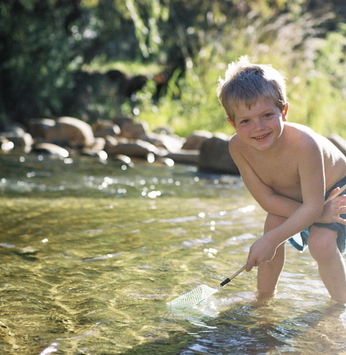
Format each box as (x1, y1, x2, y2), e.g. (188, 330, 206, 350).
(308, 226, 346, 304)
(257, 214, 287, 300)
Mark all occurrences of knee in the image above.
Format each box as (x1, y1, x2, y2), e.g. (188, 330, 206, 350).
(308, 228, 338, 263)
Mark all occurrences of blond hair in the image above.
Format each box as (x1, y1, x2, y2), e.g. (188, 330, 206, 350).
(217, 56, 287, 122)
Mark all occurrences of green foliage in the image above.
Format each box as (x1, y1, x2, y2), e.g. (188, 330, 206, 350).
(1, 0, 346, 141)
(0, 1, 89, 126)
(137, 1, 346, 138)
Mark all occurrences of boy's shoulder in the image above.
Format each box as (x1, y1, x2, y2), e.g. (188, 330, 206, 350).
(229, 132, 241, 148)
(285, 122, 324, 142)
(284, 122, 313, 134)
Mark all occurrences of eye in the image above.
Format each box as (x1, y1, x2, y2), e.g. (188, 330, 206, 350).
(240, 119, 250, 124)
(264, 112, 273, 118)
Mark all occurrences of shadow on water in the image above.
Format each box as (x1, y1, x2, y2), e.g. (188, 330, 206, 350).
(119, 300, 346, 355)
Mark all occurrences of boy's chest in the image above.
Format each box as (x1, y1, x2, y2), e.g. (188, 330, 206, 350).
(246, 152, 301, 191)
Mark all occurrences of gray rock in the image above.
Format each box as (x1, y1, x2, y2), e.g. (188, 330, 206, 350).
(198, 134, 239, 175)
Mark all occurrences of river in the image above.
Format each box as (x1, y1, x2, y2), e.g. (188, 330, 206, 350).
(1, 152, 346, 354)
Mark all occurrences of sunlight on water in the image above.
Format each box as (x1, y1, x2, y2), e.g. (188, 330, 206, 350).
(0, 154, 346, 355)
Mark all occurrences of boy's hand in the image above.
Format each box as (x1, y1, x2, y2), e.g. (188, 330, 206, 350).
(319, 188, 346, 225)
(246, 232, 278, 271)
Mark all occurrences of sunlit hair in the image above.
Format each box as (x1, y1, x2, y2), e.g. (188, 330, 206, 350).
(217, 56, 287, 122)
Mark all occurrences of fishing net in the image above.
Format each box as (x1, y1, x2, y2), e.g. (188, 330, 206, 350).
(167, 284, 220, 310)
(167, 264, 247, 310)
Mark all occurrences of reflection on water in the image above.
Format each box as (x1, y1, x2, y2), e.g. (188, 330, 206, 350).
(0, 153, 346, 355)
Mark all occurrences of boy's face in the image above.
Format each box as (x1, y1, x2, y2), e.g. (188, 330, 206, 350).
(228, 98, 288, 152)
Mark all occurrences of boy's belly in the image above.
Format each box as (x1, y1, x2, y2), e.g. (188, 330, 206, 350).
(271, 184, 303, 202)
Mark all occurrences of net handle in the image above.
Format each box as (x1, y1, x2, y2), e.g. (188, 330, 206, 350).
(324, 184, 346, 204)
(220, 264, 247, 287)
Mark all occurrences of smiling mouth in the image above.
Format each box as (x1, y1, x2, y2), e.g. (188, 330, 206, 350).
(253, 133, 270, 140)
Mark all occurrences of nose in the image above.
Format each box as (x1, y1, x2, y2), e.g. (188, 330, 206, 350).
(254, 118, 265, 131)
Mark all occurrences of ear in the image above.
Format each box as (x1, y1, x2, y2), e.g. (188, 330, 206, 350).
(227, 117, 236, 128)
(282, 103, 289, 121)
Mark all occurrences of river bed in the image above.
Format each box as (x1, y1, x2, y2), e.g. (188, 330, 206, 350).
(0, 153, 346, 354)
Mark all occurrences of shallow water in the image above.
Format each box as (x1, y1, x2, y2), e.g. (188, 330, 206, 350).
(1, 153, 346, 355)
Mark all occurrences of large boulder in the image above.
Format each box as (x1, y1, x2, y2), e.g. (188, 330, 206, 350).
(27, 118, 56, 139)
(198, 133, 239, 175)
(45, 116, 95, 148)
(182, 130, 213, 150)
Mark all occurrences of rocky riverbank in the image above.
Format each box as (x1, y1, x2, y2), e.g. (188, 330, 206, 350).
(1, 115, 345, 175)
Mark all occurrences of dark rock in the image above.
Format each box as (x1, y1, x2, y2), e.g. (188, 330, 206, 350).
(198, 134, 239, 175)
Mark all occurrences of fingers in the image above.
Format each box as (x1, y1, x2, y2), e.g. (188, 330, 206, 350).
(332, 195, 346, 206)
(336, 217, 346, 226)
(246, 253, 265, 271)
(245, 261, 254, 272)
(246, 250, 257, 271)
(328, 195, 346, 223)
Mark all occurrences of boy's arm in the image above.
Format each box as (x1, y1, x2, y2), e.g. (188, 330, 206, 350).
(244, 138, 326, 270)
(229, 138, 301, 217)
(229, 136, 345, 223)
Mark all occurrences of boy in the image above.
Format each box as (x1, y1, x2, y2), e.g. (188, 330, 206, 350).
(217, 56, 346, 304)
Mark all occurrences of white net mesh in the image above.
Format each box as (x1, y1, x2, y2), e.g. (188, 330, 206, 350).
(167, 284, 219, 309)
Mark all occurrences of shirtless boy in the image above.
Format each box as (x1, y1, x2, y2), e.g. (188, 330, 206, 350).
(217, 56, 346, 303)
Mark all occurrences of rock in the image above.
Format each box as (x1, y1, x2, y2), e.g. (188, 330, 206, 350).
(112, 115, 133, 129)
(198, 134, 239, 175)
(120, 120, 149, 139)
(327, 133, 346, 156)
(45, 116, 94, 148)
(113, 154, 134, 168)
(1, 125, 26, 137)
(156, 157, 175, 167)
(81, 148, 108, 161)
(0, 125, 34, 153)
(12, 133, 33, 151)
(0, 127, 33, 152)
(16, 246, 40, 255)
(153, 126, 174, 135)
(182, 130, 213, 150)
(27, 118, 56, 139)
(105, 139, 164, 159)
(89, 137, 106, 151)
(0, 137, 14, 152)
(93, 121, 120, 138)
(104, 135, 119, 150)
(81, 137, 107, 160)
(165, 150, 200, 165)
(143, 131, 184, 153)
(33, 143, 69, 158)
